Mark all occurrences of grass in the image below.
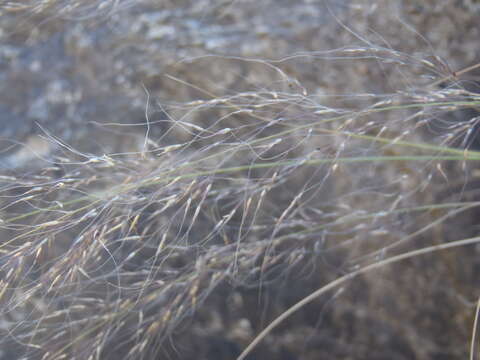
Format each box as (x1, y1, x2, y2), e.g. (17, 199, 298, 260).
(1, 1, 480, 359)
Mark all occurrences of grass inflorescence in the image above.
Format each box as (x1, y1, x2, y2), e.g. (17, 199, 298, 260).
(1, 1, 480, 359)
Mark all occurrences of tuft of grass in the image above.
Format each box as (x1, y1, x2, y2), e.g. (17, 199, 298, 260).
(1, 1, 480, 359)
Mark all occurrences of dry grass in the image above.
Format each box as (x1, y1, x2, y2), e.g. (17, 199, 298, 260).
(1, 1, 480, 359)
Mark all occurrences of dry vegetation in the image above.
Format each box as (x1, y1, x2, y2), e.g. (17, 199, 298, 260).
(1, 1, 480, 359)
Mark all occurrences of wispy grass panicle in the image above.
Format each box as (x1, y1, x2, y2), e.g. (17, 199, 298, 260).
(2, 1, 480, 359)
